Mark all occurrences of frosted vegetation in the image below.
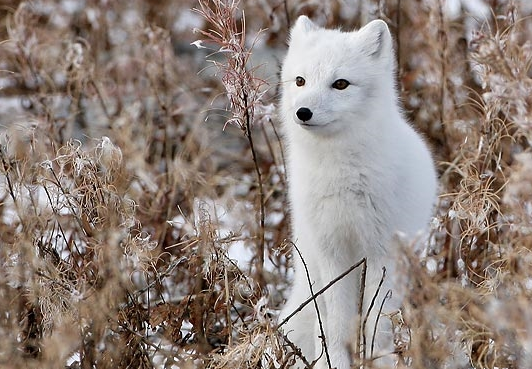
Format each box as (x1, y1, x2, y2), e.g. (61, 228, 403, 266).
(0, 1, 532, 368)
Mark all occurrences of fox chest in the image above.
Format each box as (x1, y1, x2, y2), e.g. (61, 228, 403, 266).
(289, 169, 390, 254)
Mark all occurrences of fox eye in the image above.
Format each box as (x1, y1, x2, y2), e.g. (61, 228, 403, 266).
(332, 79, 350, 90)
(295, 76, 305, 87)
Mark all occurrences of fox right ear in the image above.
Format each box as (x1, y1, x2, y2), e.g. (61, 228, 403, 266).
(356, 19, 392, 58)
(291, 15, 318, 36)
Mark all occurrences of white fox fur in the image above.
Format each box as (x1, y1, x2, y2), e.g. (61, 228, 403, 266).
(279, 16, 437, 368)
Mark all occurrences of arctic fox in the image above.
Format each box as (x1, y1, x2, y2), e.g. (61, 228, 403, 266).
(278, 16, 437, 368)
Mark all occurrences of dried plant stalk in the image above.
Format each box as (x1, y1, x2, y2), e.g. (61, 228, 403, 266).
(193, 0, 269, 287)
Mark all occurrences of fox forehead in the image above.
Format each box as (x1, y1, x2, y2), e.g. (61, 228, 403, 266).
(288, 30, 364, 59)
(283, 35, 372, 81)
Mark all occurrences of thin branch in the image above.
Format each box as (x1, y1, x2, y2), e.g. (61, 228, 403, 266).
(281, 333, 313, 368)
(283, 0, 291, 29)
(134, 256, 187, 296)
(362, 266, 386, 358)
(266, 117, 287, 186)
(371, 289, 393, 358)
(88, 79, 111, 120)
(283, 241, 331, 368)
(437, 0, 448, 129)
(224, 260, 233, 347)
(356, 258, 368, 366)
(396, 0, 401, 70)
(243, 92, 266, 287)
(278, 257, 366, 328)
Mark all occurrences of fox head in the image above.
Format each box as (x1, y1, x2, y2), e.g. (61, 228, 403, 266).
(281, 16, 398, 136)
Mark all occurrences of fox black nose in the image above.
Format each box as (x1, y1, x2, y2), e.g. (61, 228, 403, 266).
(296, 107, 313, 122)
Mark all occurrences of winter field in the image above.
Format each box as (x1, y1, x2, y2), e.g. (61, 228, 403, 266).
(1, 0, 532, 368)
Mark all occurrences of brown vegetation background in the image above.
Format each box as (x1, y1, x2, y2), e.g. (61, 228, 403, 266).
(0, 0, 531, 368)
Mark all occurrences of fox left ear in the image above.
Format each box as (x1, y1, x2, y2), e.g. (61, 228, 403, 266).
(288, 15, 319, 46)
(292, 15, 319, 34)
(356, 19, 392, 58)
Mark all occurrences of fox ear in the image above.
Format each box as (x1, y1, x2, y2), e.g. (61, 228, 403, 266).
(356, 19, 392, 58)
(290, 15, 319, 37)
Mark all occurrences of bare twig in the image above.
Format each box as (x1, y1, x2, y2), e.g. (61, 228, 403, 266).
(283, 241, 330, 367)
(362, 266, 387, 357)
(281, 332, 313, 368)
(224, 259, 233, 347)
(88, 79, 111, 120)
(243, 91, 266, 287)
(283, 0, 291, 29)
(278, 257, 366, 328)
(361, 266, 387, 360)
(371, 289, 393, 358)
(437, 0, 447, 129)
(0, 147, 22, 227)
(134, 256, 187, 296)
(266, 117, 287, 186)
(355, 258, 368, 366)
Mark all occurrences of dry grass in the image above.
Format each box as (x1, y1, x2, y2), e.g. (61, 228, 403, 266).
(0, 0, 531, 368)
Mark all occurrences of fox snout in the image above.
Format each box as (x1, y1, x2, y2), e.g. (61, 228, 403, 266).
(296, 107, 313, 122)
